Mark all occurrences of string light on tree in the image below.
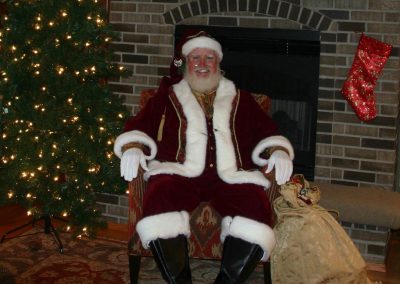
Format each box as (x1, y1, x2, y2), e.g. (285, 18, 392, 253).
(0, 0, 130, 237)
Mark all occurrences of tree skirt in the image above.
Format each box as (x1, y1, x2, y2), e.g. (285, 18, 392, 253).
(0, 228, 264, 283)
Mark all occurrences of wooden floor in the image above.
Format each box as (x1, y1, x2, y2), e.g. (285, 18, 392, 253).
(1, 203, 399, 283)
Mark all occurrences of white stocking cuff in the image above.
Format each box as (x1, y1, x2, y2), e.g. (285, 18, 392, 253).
(220, 216, 276, 261)
(136, 211, 191, 249)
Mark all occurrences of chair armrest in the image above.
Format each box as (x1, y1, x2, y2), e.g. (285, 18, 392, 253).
(128, 166, 147, 247)
(128, 167, 147, 204)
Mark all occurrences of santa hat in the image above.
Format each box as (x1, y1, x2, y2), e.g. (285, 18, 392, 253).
(153, 31, 223, 102)
(172, 31, 223, 70)
(181, 31, 223, 60)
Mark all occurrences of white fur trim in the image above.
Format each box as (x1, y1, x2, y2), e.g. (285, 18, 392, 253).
(113, 130, 157, 159)
(214, 79, 271, 188)
(145, 79, 208, 180)
(220, 216, 276, 262)
(182, 36, 223, 61)
(213, 78, 237, 178)
(252, 135, 294, 167)
(218, 170, 271, 188)
(136, 211, 191, 249)
(220, 216, 233, 242)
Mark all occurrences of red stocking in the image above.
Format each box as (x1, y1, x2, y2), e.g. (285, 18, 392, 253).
(341, 33, 392, 121)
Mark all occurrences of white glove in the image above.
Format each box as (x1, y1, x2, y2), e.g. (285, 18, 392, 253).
(120, 148, 148, 182)
(264, 150, 293, 185)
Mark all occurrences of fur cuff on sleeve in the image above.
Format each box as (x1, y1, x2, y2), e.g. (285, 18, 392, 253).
(114, 130, 157, 159)
(220, 216, 276, 261)
(136, 211, 191, 249)
(252, 135, 294, 167)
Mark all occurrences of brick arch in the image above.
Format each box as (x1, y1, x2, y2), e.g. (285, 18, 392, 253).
(163, 0, 334, 31)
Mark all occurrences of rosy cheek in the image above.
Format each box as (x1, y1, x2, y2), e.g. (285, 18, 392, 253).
(187, 61, 197, 74)
(209, 62, 218, 73)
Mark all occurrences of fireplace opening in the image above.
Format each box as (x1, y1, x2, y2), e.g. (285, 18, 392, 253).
(175, 25, 320, 180)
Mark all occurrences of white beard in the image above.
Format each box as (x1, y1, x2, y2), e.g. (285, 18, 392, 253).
(184, 69, 222, 93)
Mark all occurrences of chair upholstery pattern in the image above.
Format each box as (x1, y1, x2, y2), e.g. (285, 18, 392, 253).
(127, 88, 278, 284)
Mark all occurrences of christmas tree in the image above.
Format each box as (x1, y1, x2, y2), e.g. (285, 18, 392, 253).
(0, 0, 129, 237)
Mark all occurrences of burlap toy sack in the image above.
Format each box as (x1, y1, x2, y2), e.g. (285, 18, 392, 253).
(271, 175, 372, 284)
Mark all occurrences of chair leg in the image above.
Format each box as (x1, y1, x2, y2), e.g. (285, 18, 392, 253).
(263, 262, 272, 284)
(129, 255, 141, 284)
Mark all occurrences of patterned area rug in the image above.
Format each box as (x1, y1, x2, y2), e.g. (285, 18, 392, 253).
(0, 227, 129, 284)
(0, 227, 264, 283)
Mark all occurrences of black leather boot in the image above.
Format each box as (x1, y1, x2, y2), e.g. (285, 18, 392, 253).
(214, 236, 264, 284)
(149, 234, 192, 284)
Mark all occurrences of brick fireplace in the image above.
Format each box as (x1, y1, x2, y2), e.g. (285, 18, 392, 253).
(96, 0, 400, 264)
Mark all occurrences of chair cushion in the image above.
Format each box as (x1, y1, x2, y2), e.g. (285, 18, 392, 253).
(189, 203, 222, 258)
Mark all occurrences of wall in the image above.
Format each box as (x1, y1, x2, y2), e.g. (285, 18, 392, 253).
(99, 0, 400, 264)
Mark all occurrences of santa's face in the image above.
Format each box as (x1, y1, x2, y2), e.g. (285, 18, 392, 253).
(184, 48, 221, 93)
(186, 48, 220, 78)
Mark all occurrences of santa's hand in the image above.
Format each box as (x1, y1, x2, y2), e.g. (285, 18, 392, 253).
(265, 150, 293, 185)
(120, 148, 148, 181)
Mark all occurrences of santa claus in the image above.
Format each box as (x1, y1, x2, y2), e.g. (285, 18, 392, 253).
(114, 31, 294, 284)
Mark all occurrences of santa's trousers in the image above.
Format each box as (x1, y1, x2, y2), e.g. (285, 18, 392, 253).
(143, 170, 272, 224)
(136, 170, 276, 261)
(136, 171, 275, 284)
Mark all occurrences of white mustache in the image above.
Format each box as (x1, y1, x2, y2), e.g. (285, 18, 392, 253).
(194, 67, 210, 73)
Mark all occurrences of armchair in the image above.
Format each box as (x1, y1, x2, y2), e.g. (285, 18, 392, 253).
(126, 89, 280, 284)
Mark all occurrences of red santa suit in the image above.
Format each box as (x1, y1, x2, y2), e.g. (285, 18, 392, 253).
(114, 76, 294, 261)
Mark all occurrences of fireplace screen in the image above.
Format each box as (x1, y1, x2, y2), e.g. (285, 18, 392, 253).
(175, 25, 320, 180)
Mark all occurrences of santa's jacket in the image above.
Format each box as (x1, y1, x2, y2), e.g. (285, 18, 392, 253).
(114, 77, 294, 189)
